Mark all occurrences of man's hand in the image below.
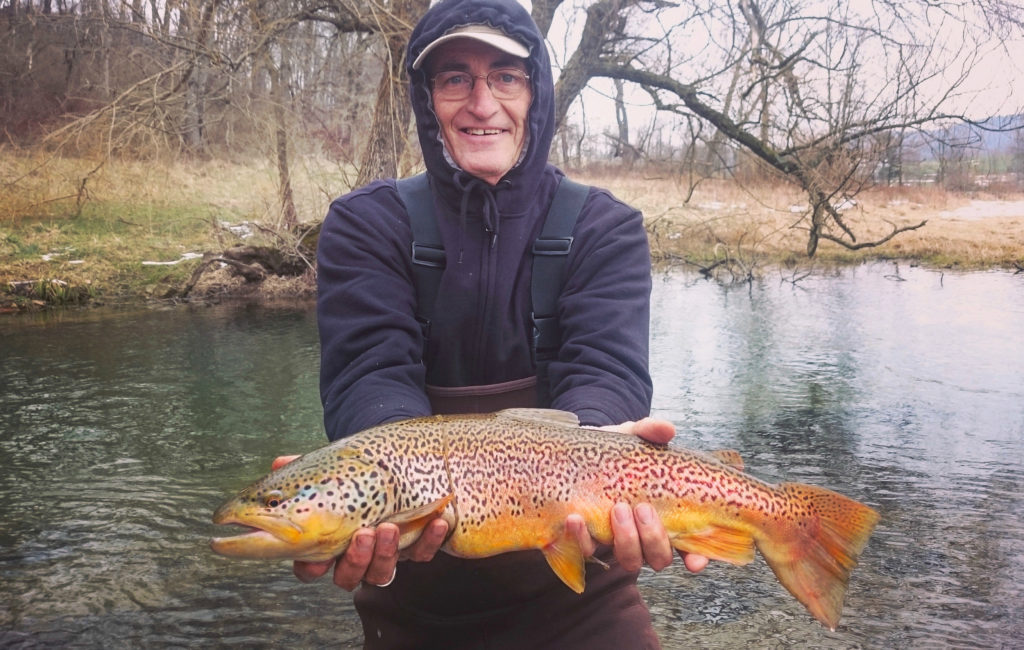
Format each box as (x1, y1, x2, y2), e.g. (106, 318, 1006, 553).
(568, 418, 710, 574)
(271, 455, 449, 591)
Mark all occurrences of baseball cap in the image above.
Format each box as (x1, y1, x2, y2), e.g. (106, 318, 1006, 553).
(412, 24, 530, 70)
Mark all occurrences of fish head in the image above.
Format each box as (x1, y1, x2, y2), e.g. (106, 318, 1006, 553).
(210, 446, 397, 563)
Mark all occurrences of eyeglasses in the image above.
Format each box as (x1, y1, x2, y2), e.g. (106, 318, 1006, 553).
(430, 69, 531, 101)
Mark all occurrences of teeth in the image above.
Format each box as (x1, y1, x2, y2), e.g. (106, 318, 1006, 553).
(465, 129, 502, 135)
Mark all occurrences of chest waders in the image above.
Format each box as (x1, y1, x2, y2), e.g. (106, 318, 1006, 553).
(361, 179, 659, 650)
(396, 173, 590, 414)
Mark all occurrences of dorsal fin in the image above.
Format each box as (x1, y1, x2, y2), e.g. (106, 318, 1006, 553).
(707, 449, 744, 471)
(496, 408, 580, 428)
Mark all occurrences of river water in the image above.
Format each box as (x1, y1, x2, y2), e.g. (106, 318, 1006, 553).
(1, 263, 1022, 648)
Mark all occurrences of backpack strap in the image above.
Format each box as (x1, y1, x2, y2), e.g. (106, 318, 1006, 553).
(397, 173, 590, 392)
(396, 173, 445, 343)
(531, 177, 590, 364)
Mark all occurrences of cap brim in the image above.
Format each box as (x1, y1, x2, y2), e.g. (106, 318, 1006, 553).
(412, 26, 529, 70)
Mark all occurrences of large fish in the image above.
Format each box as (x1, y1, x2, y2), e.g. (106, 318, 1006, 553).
(211, 409, 878, 630)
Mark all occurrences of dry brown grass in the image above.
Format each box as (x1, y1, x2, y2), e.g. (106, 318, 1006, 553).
(3, 156, 1022, 310)
(1, 152, 348, 308)
(578, 172, 1024, 271)
(0, 151, 346, 225)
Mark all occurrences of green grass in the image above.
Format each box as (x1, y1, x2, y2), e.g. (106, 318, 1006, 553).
(1, 203, 216, 305)
(1, 152, 345, 308)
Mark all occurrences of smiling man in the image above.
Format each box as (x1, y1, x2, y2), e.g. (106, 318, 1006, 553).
(424, 34, 532, 184)
(311, 0, 704, 647)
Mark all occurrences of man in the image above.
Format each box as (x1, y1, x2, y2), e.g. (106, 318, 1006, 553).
(304, 0, 706, 646)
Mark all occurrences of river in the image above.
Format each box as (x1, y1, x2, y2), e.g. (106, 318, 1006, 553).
(1, 262, 1022, 648)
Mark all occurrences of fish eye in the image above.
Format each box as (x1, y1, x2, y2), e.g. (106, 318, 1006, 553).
(264, 490, 284, 508)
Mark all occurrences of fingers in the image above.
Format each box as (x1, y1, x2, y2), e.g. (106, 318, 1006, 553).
(360, 524, 400, 587)
(601, 418, 676, 445)
(611, 502, 674, 572)
(610, 503, 643, 571)
(566, 513, 597, 558)
(271, 454, 300, 470)
(294, 520, 449, 591)
(329, 525, 400, 591)
(630, 418, 675, 445)
(403, 518, 449, 562)
(682, 552, 709, 573)
(633, 503, 674, 570)
(293, 558, 333, 583)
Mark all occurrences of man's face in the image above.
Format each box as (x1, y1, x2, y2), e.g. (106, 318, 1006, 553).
(427, 39, 532, 185)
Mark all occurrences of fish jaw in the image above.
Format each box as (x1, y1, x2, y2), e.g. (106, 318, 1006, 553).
(210, 507, 357, 563)
(210, 441, 403, 563)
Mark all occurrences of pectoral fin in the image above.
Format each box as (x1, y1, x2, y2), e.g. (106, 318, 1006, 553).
(383, 493, 454, 548)
(541, 530, 587, 593)
(671, 524, 756, 565)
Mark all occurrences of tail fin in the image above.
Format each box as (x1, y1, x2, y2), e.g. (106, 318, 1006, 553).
(757, 483, 879, 630)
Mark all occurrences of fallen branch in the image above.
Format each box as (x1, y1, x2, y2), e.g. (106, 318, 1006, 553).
(179, 255, 266, 298)
(817, 220, 928, 251)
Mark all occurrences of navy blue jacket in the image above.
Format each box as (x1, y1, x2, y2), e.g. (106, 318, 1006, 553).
(317, 0, 653, 440)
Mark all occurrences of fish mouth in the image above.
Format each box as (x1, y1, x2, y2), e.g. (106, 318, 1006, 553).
(210, 511, 308, 559)
(210, 508, 356, 562)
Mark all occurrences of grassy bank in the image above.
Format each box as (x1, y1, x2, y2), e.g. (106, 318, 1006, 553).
(581, 172, 1024, 273)
(3, 154, 1023, 310)
(1, 154, 335, 309)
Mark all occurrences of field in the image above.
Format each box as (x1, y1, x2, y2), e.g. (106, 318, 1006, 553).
(2, 155, 1023, 310)
(582, 171, 1024, 273)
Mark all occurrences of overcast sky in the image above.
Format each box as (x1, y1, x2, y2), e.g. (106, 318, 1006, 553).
(520, 0, 1024, 138)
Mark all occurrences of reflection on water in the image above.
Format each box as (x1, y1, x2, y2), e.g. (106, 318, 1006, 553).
(646, 264, 1024, 648)
(2, 264, 1022, 648)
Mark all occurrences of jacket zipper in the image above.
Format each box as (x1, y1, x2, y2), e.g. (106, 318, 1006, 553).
(474, 226, 498, 380)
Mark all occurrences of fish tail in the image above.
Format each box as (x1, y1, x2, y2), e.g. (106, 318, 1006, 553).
(757, 483, 880, 631)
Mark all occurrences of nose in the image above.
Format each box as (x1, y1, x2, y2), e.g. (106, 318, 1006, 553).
(465, 75, 500, 116)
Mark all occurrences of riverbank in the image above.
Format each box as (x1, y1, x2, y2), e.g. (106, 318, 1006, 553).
(2, 157, 1022, 311)
(587, 173, 1024, 273)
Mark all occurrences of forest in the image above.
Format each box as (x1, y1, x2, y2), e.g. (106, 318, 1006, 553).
(2, 0, 1024, 304)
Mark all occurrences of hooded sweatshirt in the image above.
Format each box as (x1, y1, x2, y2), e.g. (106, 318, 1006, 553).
(317, 0, 653, 441)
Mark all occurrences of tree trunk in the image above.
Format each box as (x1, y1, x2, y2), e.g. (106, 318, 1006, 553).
(355, 0, 429, 185)
(613, 77, 634, 163)
(269, 58, 297, 229)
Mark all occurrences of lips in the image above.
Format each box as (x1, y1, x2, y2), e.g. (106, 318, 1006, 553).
(462, 128, 505, 135)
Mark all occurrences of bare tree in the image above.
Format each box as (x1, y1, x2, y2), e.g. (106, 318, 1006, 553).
(542, 0, 1024, 256)
(351, 0, 429, 185)
(5, 0, 1023, 262)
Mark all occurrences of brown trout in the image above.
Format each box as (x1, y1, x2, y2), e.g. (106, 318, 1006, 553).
(211, 409, 879, 630)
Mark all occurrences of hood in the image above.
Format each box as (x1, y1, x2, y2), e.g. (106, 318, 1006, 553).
(406, 0, 555, 210)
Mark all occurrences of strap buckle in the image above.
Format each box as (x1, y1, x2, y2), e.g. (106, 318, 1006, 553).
(532, 237, 573, 256)
(411, 242, 446, 268)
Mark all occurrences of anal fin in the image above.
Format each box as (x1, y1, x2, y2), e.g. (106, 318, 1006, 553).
(541, 530, 587, 593)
